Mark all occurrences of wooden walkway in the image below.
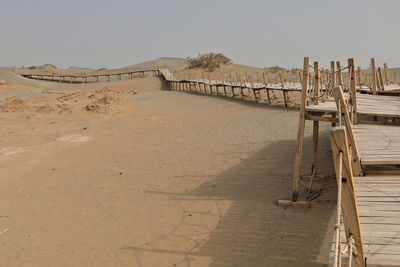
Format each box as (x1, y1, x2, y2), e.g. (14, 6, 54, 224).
(306, 94, 400, 120)
(354, 125, 400, 166)
(20, 69, 160, 83)
(20, 68, 305, 108)
(358, 84, 400, 95)
(356, 175, 400, 266)
(291, 57, 400, 266)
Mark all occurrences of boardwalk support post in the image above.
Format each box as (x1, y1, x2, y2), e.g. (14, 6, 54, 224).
(311, 61, 320, 174)
(371, 58, 377, 95)
(292, 57, 310, 202)
(383, 63, 389, 85)
(348, 58, 358, 124)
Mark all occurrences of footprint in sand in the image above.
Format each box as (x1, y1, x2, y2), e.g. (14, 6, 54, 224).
(56, 135, 92, 143)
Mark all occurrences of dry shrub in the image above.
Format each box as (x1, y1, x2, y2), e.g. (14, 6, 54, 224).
(265, 66, 284, 73)
(290, 68, 301, 74)
(187, 53, 232, 72)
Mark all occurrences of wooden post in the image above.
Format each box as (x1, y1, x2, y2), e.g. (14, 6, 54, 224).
(265, 72, 270, 85)
(298, 71, 303, 84)
(383, 63, 389, 85)
(311, 62, 320, 173)
(262, 72, 268, 86)
(240, 74, 244, 100)
(336, 61, 344, 87)
(330, 127, 365, 267)
(262, 72, 271, 104)
(348, 58, 358, 124)
(280, 70, 285, 88)
(357, 66, 362, 89)
(371, 58, 377, 95)
(378, 67, 385, 91)
(245, 72, 251, 97)
(208, 74, 212, 95)
(331, 61, 337, 88)
(292, 57, 310, 202)
(228, 73, 233, 96)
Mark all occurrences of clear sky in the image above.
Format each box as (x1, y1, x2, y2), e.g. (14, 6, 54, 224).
(2, 0, 399, 69)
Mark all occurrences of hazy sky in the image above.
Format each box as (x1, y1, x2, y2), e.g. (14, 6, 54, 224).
(2, 0, 400, 69)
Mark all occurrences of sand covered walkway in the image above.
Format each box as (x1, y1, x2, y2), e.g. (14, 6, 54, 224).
(0, 76, 336, 266)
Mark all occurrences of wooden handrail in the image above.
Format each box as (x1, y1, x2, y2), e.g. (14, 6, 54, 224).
(330, 126, 365, 267)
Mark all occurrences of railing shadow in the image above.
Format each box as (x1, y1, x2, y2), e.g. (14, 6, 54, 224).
(122, 129, 337, 267)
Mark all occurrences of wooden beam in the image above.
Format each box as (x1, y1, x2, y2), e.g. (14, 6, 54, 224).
(330, 127, 365, 267)
(357, 66, 362, 89)
(312, 62, 320, 173)
(377, 67, 385, 91)
(383, 63, 389, 85)
(336, 61, 344, 87)
(292, 57, 310, 202)
(280, 70, 286, 88)
(332, 87, 363, 176)
(305, 115, 339, 123)
(331, 61, 337, 88)
(348, 58, 358, 124)
(371, 58, 377, 95)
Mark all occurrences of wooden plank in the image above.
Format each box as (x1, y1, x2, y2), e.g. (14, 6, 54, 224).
(355, 173, 400, 265)
(330, 127, 365, 267)
(384, 63, 390, 85)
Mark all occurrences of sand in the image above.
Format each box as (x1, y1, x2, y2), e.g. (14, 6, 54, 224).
(0, 66, 336, 266)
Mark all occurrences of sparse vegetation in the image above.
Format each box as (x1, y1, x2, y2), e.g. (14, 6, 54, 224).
(28, 64, 57, 70)
(43, 64, 57, 69)
(187, 53, 232, 72)
(290, 68, 301, 74)
(265, 66, 284, 73)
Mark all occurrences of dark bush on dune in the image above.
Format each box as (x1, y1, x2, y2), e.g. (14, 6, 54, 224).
(187, 53, 232, 72)
(28, 64, 57, 70)
(43, 64, 57, 69)
(265, 66, 284, 73)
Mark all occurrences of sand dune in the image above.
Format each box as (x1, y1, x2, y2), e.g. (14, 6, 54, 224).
(0, 58, 346, 266)
(0, 73, 335, 266)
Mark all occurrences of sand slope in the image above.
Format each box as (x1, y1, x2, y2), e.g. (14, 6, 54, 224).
(0, 68, 47, 88)
(0, 73, 336, 266)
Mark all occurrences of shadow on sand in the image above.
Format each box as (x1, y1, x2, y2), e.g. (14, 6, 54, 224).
(124, 129, 337, 267)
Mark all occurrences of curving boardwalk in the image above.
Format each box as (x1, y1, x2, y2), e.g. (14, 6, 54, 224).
(21, 68, 304, 107)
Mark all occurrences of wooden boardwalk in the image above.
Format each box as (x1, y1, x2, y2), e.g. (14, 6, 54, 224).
(354, 125, 400, 166)
(306, 94, 400, 120)
(356, 175, 400, 266)
(19, 68, 304, 107)
(20, 69, 160, 83)
(291, 57, 400, 266)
